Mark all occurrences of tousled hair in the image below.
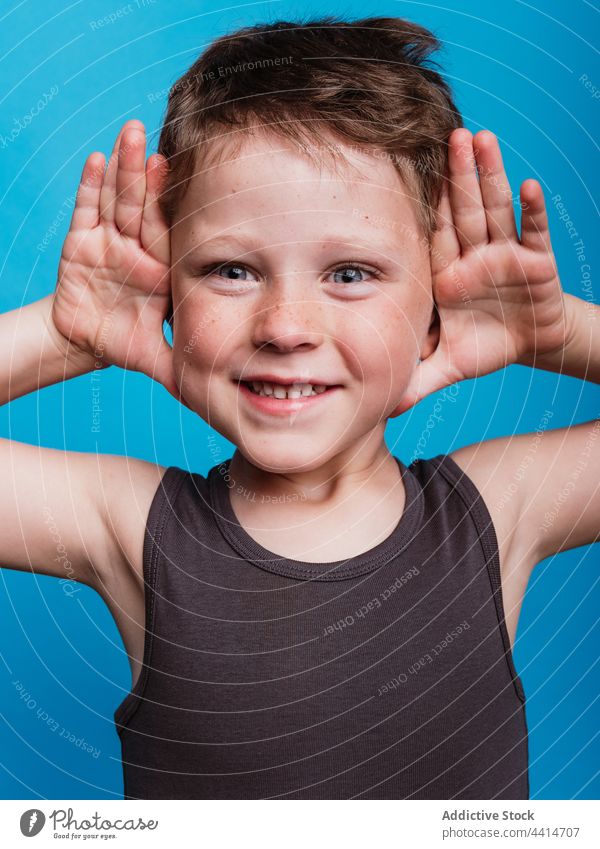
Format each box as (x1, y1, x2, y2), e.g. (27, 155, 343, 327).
(157, 15, 462, 240)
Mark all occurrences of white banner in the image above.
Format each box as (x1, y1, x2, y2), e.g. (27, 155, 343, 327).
(0, 799, 599, 847)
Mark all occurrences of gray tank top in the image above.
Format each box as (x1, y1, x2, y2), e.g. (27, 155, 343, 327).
(114, 453, 528, 799)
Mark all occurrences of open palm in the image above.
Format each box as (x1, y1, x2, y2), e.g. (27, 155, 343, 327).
(53, 120, 177, 396)
(396, 129, 567, 414)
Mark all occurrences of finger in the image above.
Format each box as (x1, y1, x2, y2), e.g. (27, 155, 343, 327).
(472, 130, 519, 242)
(115, 123, 147, 238)
(69, 152, 105, 231)
(519, 179, 552, 253)
(447, 128, 488, 252)
(430, 177, 460, 276)
(141, 154, 170, 265)
(99, 123, 128, 223)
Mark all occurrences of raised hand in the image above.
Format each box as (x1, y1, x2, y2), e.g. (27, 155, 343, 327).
(395, 128, 569, 414)
(51, 119, 178, 396)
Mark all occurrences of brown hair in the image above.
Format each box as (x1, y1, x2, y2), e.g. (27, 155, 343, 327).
(157, 15, 462, 240)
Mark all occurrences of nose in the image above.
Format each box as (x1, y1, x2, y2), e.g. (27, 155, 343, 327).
(250, 285, 325, 353)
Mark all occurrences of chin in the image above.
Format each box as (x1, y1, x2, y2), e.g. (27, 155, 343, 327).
(233, 440, 336, 474)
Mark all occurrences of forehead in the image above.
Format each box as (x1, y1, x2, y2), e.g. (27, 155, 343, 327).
(173, 129, 421, 238)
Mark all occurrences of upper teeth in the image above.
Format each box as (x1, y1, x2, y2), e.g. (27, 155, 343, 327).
(247, 381, 328, 398)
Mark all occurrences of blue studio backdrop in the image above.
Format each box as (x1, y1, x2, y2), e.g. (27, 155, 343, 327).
(0, 0, 598, 799)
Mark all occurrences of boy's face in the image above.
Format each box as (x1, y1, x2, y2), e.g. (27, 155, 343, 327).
(170, 130, 437, 471)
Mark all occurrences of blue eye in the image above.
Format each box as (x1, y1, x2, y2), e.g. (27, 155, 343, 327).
(216, 264, 252, 281)
(332, 266, 362, 284)
(331, 265, 375, 285)
(197, 261, 379, 288)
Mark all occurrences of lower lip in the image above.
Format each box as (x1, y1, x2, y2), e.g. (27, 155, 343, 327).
(236, 382, 341, 415)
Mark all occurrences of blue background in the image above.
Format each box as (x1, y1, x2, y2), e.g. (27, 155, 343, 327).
(0, 0, 598, 799)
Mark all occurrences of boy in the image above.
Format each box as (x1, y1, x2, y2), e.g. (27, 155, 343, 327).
(1, 16, 598, 799)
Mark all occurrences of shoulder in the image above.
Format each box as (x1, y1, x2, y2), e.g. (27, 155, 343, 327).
(87, 455, 172, 687)
(445, 439, 537, 656)
(447, 436, 538, 577)
(91, 454, 169, 587)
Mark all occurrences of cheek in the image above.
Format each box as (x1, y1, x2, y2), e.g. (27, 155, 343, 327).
(344, 300, 420, 383)
(172, 293, 241, 374)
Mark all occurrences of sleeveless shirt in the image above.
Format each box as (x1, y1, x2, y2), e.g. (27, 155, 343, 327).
(114, 453, 529, 800)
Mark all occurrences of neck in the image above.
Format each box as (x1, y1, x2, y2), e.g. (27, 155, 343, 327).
(227, 431, 401, 506)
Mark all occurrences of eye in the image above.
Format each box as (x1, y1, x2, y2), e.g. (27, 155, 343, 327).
(191, 260, 380, 289)
(329, 263, 380, 285)
(213, 263, 256, 282)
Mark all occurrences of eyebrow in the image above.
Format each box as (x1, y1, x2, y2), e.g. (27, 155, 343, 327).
(184, 235, 259, 260)
(185, 228, 411, 259)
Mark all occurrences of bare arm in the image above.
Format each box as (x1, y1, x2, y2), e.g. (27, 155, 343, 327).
(0, 297, 165, 590)
(516, 293, 600, 384)
(0, 438, 164, 591)
(1, 119, 174, 591)
(419, 129, 598, 565)
(0, 296, 102, 585)
(451, 420, 599, 566)
(451, 294, 599, 567)
(0, 294, 97, 406)
(511, 294, 600, 560)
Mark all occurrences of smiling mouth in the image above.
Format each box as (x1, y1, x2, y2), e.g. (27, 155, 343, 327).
(240, 380, 336, 399)
(235, 380, 341, 403)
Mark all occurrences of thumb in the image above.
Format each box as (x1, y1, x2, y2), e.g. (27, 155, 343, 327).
(389, 349, 455, 417)
(137, 332, 180, 401)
